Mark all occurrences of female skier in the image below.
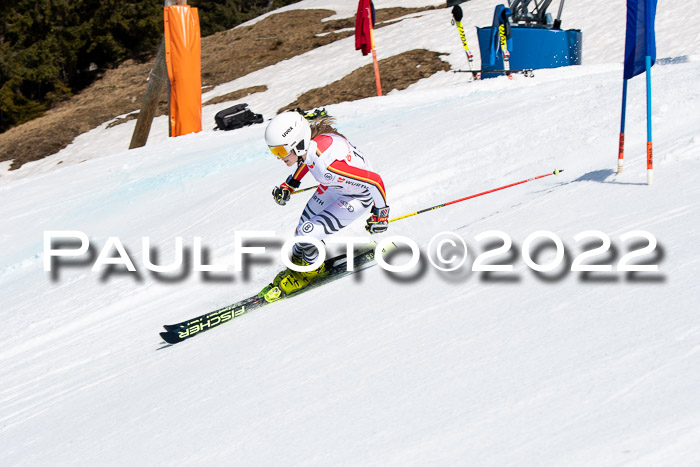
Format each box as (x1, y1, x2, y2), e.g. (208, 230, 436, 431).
(259, 111, 389, 301)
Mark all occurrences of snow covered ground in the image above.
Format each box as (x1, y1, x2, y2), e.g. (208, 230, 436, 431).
(2, 0, 700, 465)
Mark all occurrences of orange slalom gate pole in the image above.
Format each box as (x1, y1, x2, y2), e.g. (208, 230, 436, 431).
(367, 6, 382, 96)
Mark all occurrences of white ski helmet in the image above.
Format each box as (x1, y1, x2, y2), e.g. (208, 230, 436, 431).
(265, 111, 311, 159)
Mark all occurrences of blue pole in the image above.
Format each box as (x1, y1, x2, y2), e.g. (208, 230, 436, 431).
(645, 55, 653, 184)
(617, 78, 628, 173)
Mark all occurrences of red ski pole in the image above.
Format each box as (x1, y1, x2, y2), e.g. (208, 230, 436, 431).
(389, 169, 563, 223)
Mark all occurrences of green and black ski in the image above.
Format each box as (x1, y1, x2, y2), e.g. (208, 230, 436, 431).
(159, 241, 395, 344)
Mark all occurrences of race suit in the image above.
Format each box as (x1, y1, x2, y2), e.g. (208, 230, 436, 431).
(286, 133, 388, 262)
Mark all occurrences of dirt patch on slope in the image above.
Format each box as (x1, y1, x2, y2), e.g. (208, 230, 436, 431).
(203, 85, 269, 106)
(0, 6, 441, 170)
(279, 49, 450, 113)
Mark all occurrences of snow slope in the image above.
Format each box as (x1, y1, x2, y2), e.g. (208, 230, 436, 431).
(2, 1, 700, 465)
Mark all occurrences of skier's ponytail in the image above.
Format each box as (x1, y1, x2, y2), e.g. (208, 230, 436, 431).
(310, 117, 347, 140)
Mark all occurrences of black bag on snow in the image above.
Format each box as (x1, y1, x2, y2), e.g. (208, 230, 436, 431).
(214, 103, 263, 131)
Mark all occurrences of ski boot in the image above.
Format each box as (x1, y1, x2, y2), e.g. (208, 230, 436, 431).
(258, 256, 329, 303)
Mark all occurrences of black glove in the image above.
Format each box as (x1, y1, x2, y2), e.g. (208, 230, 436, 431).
(272, 183, 292, 205)
(272, 176, 301, 206)
(365, 206, 390, 234)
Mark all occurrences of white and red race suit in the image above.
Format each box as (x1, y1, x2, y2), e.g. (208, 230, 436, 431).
(287, 133, 388, 262)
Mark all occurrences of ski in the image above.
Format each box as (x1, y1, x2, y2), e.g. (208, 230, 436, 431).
(451, 5, 480, 80)
(498, 23, 513, 79)
(159, 241, 395, 344)
(293, 107, 329, 121)
(453, 69, 534, 78)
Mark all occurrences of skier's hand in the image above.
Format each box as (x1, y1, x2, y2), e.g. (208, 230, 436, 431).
(272, 183, 293, 205)
(272, 176, 301, 206)
(365, 206, 389, 234)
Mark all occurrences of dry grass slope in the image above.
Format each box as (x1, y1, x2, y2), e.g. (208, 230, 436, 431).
(0, 7, 444, 170)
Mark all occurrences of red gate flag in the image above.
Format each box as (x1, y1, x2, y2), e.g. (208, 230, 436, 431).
(355, 0, 374, 56)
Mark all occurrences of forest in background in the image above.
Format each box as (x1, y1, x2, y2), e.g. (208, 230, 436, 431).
(0, 0, 301, 134)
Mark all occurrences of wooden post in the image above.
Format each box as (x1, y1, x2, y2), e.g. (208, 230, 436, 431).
(129, 0, 187, 149)
(129, 37, 168, 149)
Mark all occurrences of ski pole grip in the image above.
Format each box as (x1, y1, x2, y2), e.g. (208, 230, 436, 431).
(451, 5, 463, 22)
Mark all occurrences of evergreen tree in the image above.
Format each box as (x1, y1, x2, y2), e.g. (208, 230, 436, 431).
(0, 0, 300, 133)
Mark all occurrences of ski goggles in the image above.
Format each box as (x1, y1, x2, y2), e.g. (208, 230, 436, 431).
(269, 144, 293, 159)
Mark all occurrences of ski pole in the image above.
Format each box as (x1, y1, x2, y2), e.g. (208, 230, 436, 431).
(553, 0, 565, 29)
(451, 6, 480, 80)
(389, 169, 563, 223)
(292, 185, 319, 195)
